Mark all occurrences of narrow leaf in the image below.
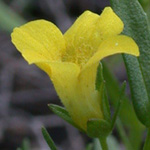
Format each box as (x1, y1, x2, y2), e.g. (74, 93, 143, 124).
(48, 104, 84, 132)
(111, 81, 126, 129)
(96, 63, 104, 91)
(93, 139, 101, 150)
(0, 1, 25, 32)
(16, 138, 30, 150)
(101, 85, 111, 123)
(103, 62, 144, 150)
(102, 62, 143, 128)
(86, 144, 94, 150)
(96, 63, 111, 123)
(107, 136, 120, 150)
(93, 136, 120, 150)
(110, 0, 150, 127)
(22, 138, 30, 150)
(41, 126, 57, 150)
(116, 119, 133, 150)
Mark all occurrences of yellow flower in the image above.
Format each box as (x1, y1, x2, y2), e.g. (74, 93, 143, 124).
(11, 7, 139, 130)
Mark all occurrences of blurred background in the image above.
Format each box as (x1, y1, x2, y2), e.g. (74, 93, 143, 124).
(0, 0, 149, 150)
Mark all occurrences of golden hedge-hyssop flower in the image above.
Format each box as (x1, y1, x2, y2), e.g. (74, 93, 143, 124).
(11, 7, 139, 130)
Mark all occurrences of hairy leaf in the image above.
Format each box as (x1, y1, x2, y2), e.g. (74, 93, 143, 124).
(110, 0, 150, 127)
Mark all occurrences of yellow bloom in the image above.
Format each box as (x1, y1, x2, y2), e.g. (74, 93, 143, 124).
(11, 7, 139, 130)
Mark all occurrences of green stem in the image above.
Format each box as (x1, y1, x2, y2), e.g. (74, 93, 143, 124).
(98, 137, 108, 150)
(116, 120, 133, 150)
(143, 128, 150, 150)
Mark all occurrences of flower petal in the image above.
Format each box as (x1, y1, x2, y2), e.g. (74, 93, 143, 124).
(50, 62, 103, 130)
(97, 7, 124, 36)
(84, 35, 139, 69)
(38, 61, 103, 130)
(76, 63, 103, 129)
(35, 62, 80, 109)
(11, 20, 66, 64)
(63, 7, 124, 67)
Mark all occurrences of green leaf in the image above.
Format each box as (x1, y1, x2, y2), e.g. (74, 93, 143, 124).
(41, 126, 57, 150)
(139, 0, 150, 7)
(116, 119, 133, 150)
(143, 128, 150, 150)
(16, 138, 30, 150)
(92, 136, 120, 150)
(100, 84, 111, 123)
(93, 139, 101, 150)
(0, 1, 25, 33)
(87, 119, 111, 138)
(86, 144, 94, 150)
(96, 63, 111, 123)
(103, 62, 144, 150)
(22, 139, 30, 150)
(110, 0, 150, 127)
(111, 81, 126, 129)
(48, 104, 73, 124)
(96, 63, 104, 91)
(48, 104, 84, 132)
(102, 62, 143, 128)
(107, 136, 120, 150)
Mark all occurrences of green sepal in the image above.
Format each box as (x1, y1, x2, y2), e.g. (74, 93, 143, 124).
(101, 83, 111, 123)
(96, 63, 111, 123)
(111, 81, 126, 129)
(96, 62, 104, 91)
(41, 126, 57, 150)
(87, 119, 111, 138)
(48, 104, 84, 132)
(110, 0, 150, 127)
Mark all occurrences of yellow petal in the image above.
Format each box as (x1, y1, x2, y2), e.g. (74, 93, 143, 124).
(51, 62, 103, 130)
(84, 35, 139, 69)
(11, 20, 66, 64)
(62, 10, 99, 65)
(38, 61, 103, 130)
(63, 7, 124, 67)
(97, 7, 124, 36)
(76, 63, 103, 129)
